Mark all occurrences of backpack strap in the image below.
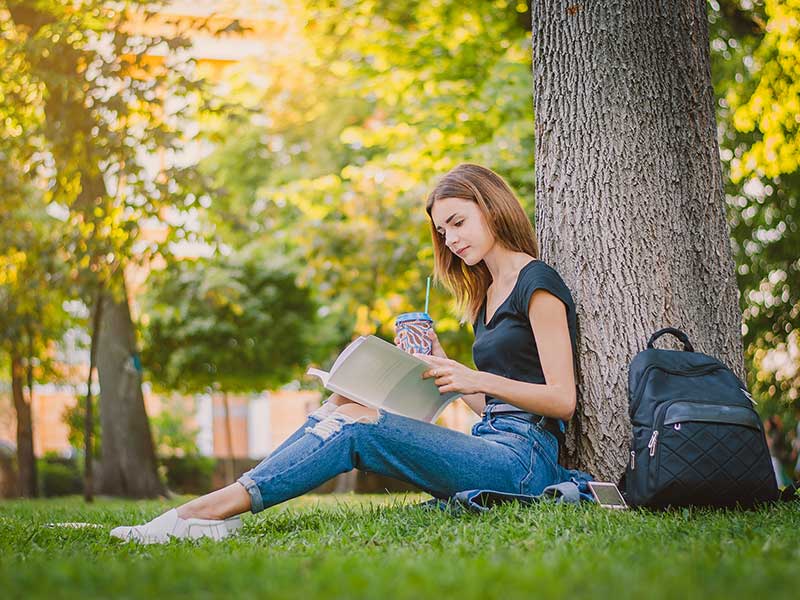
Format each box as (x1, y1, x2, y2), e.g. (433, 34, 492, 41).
(647, 327, 695, 352)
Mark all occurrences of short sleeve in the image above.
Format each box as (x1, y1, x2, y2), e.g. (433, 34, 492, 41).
(513, 262, 574, 318)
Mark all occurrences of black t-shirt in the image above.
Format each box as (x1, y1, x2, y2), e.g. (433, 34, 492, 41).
(472, 259, 578, 413)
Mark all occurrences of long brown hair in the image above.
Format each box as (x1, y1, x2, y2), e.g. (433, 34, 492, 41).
(425, 164, 539, 324)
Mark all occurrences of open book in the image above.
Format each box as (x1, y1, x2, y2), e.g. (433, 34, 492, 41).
(306, 335, 461, 422)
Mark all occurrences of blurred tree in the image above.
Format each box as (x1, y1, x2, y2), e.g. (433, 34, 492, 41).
(0, 38, 73, 496)
(199, 0, 535, 371)
(0, 196, 73, 497)
(149, 398, 200, 459)
(2, 0, 230, 497)
(141, 246, 317, 481)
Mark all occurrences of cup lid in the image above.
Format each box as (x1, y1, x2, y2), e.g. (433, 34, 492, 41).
(395, 312, 433, 324)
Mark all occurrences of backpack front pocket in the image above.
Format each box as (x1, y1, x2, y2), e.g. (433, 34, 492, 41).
(650, 401, 773, 507)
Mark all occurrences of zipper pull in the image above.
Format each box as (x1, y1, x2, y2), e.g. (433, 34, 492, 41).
(630, 450, 636, 470)
(648, 430, 659, 457)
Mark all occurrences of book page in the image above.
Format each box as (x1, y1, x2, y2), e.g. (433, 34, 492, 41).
(380, 364, 459, 422)
(327, 335, 459, 421)
(329, 336, 366, 375)
(307, 337, 368, 392)
(305, 367, 330, 387)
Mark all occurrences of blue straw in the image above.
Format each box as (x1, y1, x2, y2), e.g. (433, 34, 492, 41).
(424, 276, 431, 315)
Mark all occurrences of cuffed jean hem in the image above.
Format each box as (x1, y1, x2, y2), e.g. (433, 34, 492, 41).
(236, 401, 340, 513)
(237, 474, 264, 513)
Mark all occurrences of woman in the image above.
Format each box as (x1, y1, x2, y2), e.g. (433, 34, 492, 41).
(111, 163, 588, 544)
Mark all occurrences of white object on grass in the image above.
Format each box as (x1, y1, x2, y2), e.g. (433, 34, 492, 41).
(109, 509, 242, 544)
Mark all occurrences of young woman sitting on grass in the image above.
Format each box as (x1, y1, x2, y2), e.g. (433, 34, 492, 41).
(111, 163, 590, 543)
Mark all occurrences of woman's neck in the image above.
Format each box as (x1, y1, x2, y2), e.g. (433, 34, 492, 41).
(482, 246, 535, 287)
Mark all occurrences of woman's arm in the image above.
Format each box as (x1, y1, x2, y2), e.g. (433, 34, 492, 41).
(459, 392, 486, 417)
(417, 290, 576, 421)
(483, 289, 576, 420)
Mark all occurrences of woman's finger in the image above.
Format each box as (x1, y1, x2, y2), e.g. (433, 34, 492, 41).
(422, 366, 449, 380)
(433, 370, 451, 382)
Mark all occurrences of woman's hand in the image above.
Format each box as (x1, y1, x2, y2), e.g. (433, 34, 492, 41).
(414, 354, 484, 395)
(426, 329, 448, 359)
(394, 328, 448, 359)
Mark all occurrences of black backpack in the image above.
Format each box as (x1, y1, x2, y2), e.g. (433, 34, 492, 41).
(624, 328, 779, 508)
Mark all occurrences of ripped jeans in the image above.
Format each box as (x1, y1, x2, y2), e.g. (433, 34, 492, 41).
(237, 400, 573, 513)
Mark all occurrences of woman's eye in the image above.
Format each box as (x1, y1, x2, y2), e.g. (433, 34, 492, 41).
(454, 220, 464, 227)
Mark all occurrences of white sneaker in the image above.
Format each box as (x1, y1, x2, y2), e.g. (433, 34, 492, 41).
(224, 515, 243, 535)
(110, 509, 241, 545)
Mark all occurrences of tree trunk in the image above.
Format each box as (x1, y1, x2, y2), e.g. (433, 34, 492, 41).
(532, 0, 743, 480)
(84, 291, 103, 502)
(11, 352, 37, 497)
(96, 272, 164, 497)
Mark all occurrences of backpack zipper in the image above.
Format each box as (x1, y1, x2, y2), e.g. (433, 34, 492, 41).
(630, 450, 636, 470)
(648, 430, 659, 456)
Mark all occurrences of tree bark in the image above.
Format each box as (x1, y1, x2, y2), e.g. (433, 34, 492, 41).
(533, 0, 743, 480)
(96, 272, 164, 497)
(11, 352, 37, 497)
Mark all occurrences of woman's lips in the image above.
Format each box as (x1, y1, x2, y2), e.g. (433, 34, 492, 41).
(456, 246, 469, 256)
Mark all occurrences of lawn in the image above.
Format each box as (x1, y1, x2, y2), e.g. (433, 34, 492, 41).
(0, 493, 798, 599)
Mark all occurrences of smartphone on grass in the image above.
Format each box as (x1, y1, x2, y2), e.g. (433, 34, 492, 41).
(587, 482, 628, 509)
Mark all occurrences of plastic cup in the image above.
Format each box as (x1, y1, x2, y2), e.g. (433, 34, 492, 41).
(395, 312, 434, 355)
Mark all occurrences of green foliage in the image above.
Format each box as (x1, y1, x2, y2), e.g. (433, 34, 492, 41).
(0, 0, 220, 298)
(0, 495, 798, 598)
(728, 0, 800, 181)
(711, 1, 800, 448)
(36, 454, 82, 497)
(141, 246, 318, 393)
(63, 395, 101, 459)
(199, 1, 534, 366)
(0, 188, 74, 391)
(149, 398, 199, 458)
(160, 455, 216, 495)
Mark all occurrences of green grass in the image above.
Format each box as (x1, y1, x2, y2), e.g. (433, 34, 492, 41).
(0, 494, 798, 599)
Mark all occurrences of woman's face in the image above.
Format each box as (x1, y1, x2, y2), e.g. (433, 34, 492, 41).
(430, 196, 495, 266)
